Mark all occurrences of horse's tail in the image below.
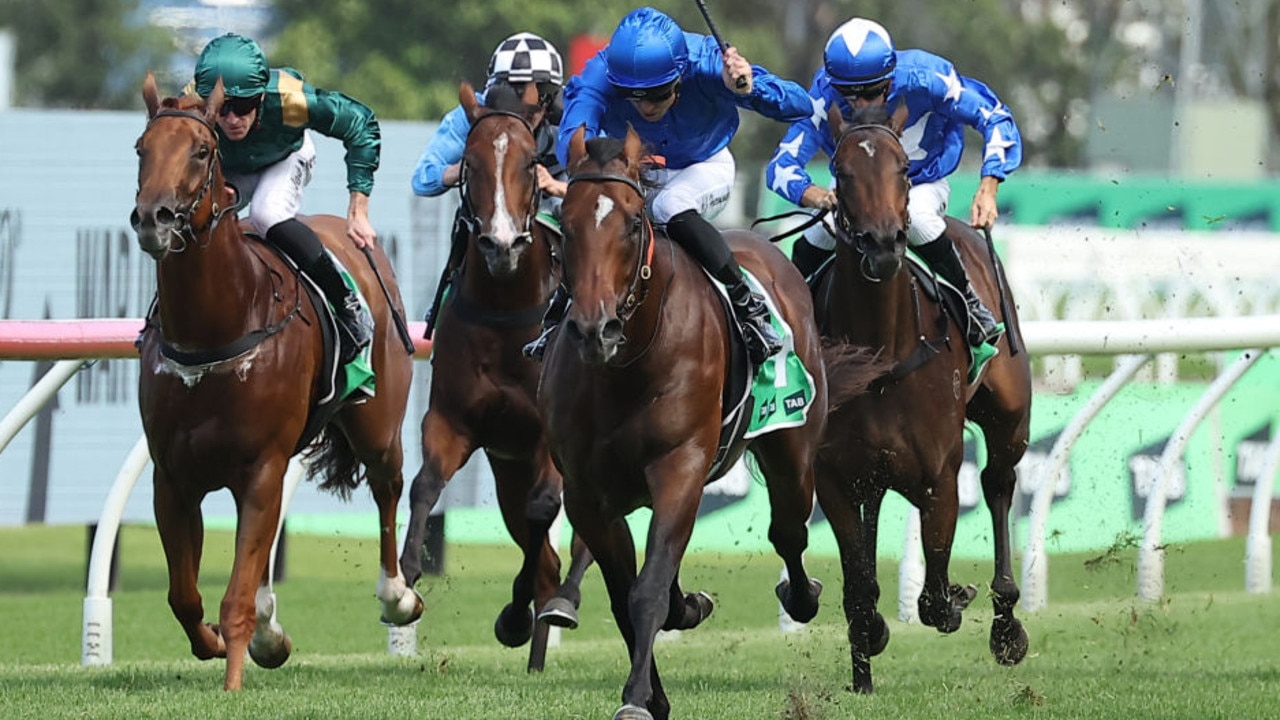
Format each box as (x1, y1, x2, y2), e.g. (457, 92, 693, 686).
(821, 339, 888, 414)
(306, 429, 363, 500)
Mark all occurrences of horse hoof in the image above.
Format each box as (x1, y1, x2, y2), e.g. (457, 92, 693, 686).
(381, 588, 425, 626)
(494, 603, 534, 648)
(951, 583, 978, 611)
(868, 613, 891, 656)
(691, 591, 715, 625)
(248, 632, 292, 670)
(775, 578, 823, 624)
(537, 597, 580, 629)
(613, 704, 654, 720)
(848, 661, 874, 695)
(990, 615, 1028, 666)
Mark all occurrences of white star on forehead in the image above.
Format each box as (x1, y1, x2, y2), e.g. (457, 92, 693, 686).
(772, 133, 805, 163)
(809, 95, 827, 130)
(770, 164, 805, 195)
(984, 126, 1016, 164)
(979, 100, 1009, 122)
(935, 67, 964, 103)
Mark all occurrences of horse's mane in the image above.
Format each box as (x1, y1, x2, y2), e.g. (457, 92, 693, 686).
(482, 83, 540, 117)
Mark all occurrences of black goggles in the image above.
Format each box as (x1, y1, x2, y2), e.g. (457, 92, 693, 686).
(615, 79, 679, 103)
(220, 94, 264, 118)
(833, 80, 889, 101)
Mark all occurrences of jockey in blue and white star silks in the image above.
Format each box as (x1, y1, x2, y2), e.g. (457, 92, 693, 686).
(766, 17, 1022, 345)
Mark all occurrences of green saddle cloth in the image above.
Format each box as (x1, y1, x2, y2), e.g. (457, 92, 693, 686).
(738, 270, 816, 440)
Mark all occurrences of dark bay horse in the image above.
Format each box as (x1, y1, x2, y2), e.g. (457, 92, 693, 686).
(132, 74, 422, 690)
(539, 127, 883, 720)
(397, 82, 591, 672)
(811, 104, 1032, 693)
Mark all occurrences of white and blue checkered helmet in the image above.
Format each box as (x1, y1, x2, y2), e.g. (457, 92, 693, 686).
(486, 33, 564, 88)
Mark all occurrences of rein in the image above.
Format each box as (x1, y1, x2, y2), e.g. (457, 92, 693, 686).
(566, 171, 655, 324)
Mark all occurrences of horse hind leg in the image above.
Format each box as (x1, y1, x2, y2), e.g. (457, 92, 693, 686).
(539, 531, 594, 629)
(358, 439, 425, 627)
(247, 580, 292, 669)
(153, 473, 226, 662)
(752, 440, 823, 623)
(661, 574, 715, 632)
(982, 453, 1029, 665)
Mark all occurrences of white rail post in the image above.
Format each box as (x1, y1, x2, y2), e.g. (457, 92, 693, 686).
(897, 507, 923, 623)
(1138, 349, 1264, 601)
(82, 434, 151, 666)
(1022, 354, 1151, 612)
(0, 359, 85, 454)
(1244, 430, 1278, 594)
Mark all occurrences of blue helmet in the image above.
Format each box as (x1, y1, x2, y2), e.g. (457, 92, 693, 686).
(194, 33, 269, 98)
(824, 18, 896, 86)
(605, 7, 688, 91)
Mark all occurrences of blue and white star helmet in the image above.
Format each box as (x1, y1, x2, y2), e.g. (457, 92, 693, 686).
(486, 33, 564, 88)
(824, 18, 897, 86)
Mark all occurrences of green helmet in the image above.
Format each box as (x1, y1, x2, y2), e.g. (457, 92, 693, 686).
(194, 33, 269, 99)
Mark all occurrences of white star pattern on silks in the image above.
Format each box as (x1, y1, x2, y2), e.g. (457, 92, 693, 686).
(984, 126, 1016, 164)
(935, 67, 964, 103)
(980, 100, 1010, 122)
(770, 164, 805, 195)
(809, 95, 827, 129)
(771, 133, 805, 164)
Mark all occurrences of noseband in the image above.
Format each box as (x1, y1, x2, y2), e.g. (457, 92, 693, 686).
(565, 171, 655, 323)
(140, 109, 237, 250)
(457, 110, 543, 243)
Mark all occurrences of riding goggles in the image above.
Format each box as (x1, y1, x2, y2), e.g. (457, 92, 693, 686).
(614, 79, 679, 103)
(220, 94, 264, 118)
(833, 80, 889, 102)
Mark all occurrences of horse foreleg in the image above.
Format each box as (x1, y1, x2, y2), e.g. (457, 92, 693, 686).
(914, 477, 974, 634)
(661, 572, 714, 631)
(220, 460, 288, 690)
(399, 413, 472, 585)
(540, 530, 594, 629)
(982, 458, 1028, 665)
(153, 471, 225, 662)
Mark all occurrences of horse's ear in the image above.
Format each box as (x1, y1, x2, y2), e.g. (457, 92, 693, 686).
(568, 124, 587, 167)
(520, 81, 546, 127)
(888, 101, 908, 136)
(143, 72, 161, 119)
(204, 78, 225, 125)
(827, 104, 846, 142)
(622, 124, 643, 173)
(460, 82, 479, 122)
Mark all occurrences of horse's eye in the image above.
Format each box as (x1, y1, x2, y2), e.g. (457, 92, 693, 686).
(196, 145, 211, 160)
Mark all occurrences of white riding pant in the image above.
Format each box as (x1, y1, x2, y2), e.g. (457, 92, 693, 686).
(803, 177, 952, 250)
(225, 131, 317, 235)
(643, 147, 735, 224)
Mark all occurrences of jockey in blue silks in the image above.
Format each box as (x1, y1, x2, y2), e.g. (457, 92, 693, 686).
(526, 6, 813, 365)
(766, 17, 1023, 346)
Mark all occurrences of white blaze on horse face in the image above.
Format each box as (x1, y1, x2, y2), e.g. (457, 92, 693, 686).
(594, 195, 615, 229)
(859, 139, 877, 157)
(488, 132, 520, 246)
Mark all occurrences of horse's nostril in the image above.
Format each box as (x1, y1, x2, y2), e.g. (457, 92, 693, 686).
(601, 319, 625, 344)
(129, 208, 142, 231)
(156, 207, 176, 226)
(477, 234, 498, 253)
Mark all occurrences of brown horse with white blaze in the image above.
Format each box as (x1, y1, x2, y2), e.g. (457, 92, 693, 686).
(811, 103, 1033, 693)
(539, 126, 883, 720)
(132, 73, 421, 690)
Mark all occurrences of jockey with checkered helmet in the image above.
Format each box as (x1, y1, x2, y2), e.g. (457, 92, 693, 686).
(766, 17, 1024, 346)
(413, 32, 568, 340)
(190, 33, 382, 363)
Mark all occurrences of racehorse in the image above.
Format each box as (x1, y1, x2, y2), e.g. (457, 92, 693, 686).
(811, 103, 1033, 693)
(397, 82, 592, 672)
(539, 127, 883, 720)
(132, 73, 422, 690)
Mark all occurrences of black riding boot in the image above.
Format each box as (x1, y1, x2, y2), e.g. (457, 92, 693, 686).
(914, 234, 999, 346)
(666, 209, 782, 365)
(267, 218, 373, 363)
(521, 285, 570, 360)
(791, 235, 834, 280)
(423, 208, 470, 340)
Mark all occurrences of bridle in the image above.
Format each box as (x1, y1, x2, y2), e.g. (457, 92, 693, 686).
(564, 171, 656, 324)
(136, 109, 238, 252)
(830, 122, 910, 281)
(456, 110, 543, 244)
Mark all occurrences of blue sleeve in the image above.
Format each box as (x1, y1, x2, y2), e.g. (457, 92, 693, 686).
(556, 54, 611, 168)
(928, 62, 1023, 180)
(765, 74, 831, 206)
(410, 105, 470, 197)
(686, 35, 812, 124)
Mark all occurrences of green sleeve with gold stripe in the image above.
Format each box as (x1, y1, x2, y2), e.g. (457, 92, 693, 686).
(274, 69, 381, 196)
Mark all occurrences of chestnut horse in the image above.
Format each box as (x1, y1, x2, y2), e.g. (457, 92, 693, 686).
(539, 127, 882, 720)
(132, 74, 422, 690)
(397, 82, 591, 672)
(811, 104, 1032, 692)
